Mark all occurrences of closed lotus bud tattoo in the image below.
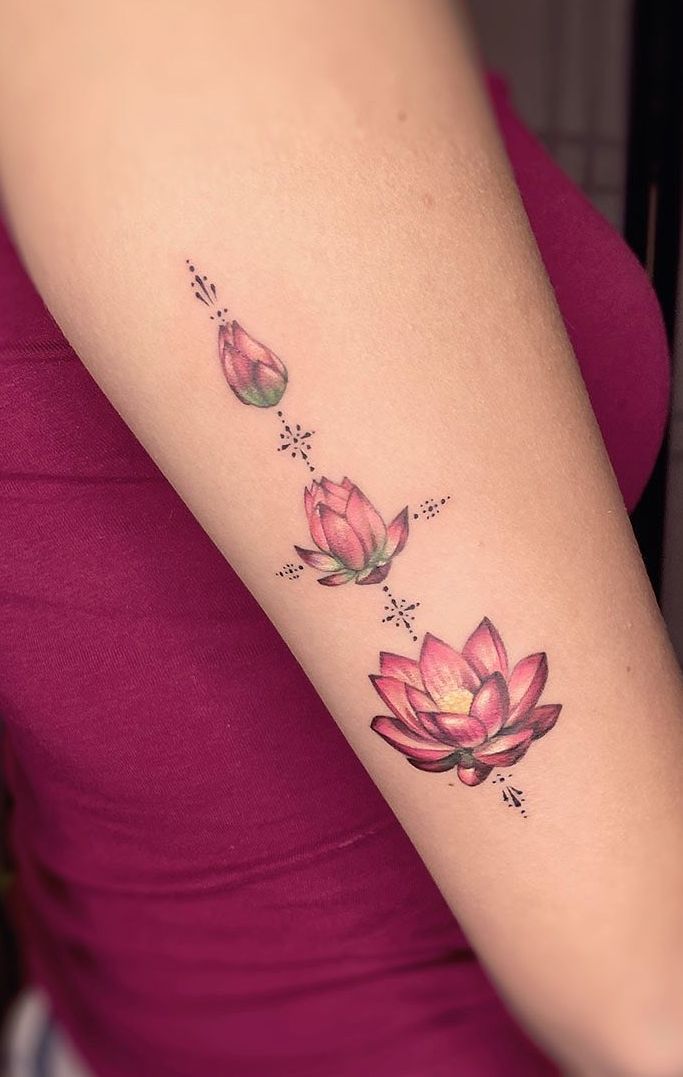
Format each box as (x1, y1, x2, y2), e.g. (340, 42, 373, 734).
(295, 477, 410, 586)
(370, 618, 561, 786)
(218, 320, 288, 408)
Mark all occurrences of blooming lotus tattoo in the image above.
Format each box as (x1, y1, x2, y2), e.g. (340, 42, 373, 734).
(294, 477, 410, 586)
(370, 618, 561, 787)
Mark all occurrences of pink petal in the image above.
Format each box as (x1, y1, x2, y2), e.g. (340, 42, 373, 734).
(457, 762, 493, 786)
(271, 353, 287, 377)
(472, 728, 533, 766)
(293, 546, 339, 571)
(231, 321, 266, 361)
(369, 675, 428, 736)
(319, 505, 367, 570)
(321, 492, 349, 515)
(320, 492, 348, 515)
(462, 618, 509, 679)
(507, 653, 548, 724)
(408, 756, 458, 773)
(232, 322, 286, 374)
(318, 569, 355, 586)
(411, 710, 446, 740)
(526, 703, 562, 741)
(406, 685, 437, 713)
(384, 507, 410, 558)
(270, 351, 287, 377)
(419, 632, 480, 703)
(379, 652, 424, 690)
(306, 482, 326, 521)
(221, 343, 255, 393)
(356, 563, 391, 585)
(470, 673, 509, 737)
(345, 487, 387, 557)
(308, 506, 330, 553)
(322, 477, 351, 499)
(218, 322, 234, 348)
(320, 477, 351, 514)
(371, 716, 455, 762)
(424, 711, 487, 748)
(255, 362, 286, 398)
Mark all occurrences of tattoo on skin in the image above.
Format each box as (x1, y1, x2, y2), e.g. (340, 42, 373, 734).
(491, 773, 528, 817)
(381, 585, 421, 643)
(187, 260, 313, 468)
(369, 618, 561, 804)
(276, 412, 316, 473)
(294, 477, 409, 587)
(187, 260, 562, 809)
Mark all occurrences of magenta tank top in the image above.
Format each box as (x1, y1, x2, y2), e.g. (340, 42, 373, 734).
(0, 78, 670, 1076)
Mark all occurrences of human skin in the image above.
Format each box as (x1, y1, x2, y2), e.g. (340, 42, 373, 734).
(1, 2, 683, 1074)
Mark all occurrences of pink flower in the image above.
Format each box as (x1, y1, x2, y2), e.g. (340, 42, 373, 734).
(294, 477, 409, 586)
(370, 619, 561, 785)
(218, 321, 288, 407)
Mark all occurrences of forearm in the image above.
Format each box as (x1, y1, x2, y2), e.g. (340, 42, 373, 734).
(1, 2, 683, 1073)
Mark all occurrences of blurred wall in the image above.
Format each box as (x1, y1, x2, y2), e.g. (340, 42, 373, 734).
(470, 0, 632, 228)
(471, 0, 683, 662)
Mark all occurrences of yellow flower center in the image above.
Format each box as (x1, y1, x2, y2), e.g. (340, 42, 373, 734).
(438, 687, 474, 714)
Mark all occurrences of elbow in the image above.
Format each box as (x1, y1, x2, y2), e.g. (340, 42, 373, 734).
(564, 1014, 683, 1077)
(588, 1045, 683, 1077)
(538, 947, 683, 1077)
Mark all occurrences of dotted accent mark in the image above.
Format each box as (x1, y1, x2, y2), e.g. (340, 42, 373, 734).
(276, 562, 305, 581)
(185, 260, 227, 324)
(381, 585, 420, 642)
(413, 495, 451, 522)
(276, 411, 316, 472)
(492, 772, 527, 818)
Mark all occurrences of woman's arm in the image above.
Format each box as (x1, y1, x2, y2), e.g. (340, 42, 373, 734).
(1, 2, 682, 1072)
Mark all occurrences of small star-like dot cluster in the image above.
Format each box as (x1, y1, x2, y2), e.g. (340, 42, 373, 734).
(277, 411, 316, 472)
(185, 260, 226, 323)
(413, 495, 451, 522)
(381, 585, 420, 641)
(492, 772, 527, 817)
(276, 562, 305, 581)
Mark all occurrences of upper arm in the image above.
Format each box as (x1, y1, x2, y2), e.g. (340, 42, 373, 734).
(1, 2, 682, 1073)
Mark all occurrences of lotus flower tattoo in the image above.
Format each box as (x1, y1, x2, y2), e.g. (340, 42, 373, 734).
(218, 320, 288, 408)
(294, 477, 410, 587)
(370, 618, 561, 786)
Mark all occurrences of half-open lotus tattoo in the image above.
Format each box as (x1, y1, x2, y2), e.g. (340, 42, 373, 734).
(294, 477, 410, 586)
(370, 618, 561, 786)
